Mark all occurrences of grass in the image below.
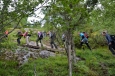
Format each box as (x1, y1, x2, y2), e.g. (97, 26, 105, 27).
(0, 48, 115, 76)
(18, 56, 68, 76)
(75, 48, 115, 76)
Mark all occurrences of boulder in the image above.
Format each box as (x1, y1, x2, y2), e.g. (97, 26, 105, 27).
(39, 50, 56, 58)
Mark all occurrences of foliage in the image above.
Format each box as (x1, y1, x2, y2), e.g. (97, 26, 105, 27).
(0, 0, 43, 46)
(0, 48, 115, 76)
(1, 0, 115, 76)
(43, 0, 88, 31)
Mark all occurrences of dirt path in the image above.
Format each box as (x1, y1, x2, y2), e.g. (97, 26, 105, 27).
(25, 41, 65, 52)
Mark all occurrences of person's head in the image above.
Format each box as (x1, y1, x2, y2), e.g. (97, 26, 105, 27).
(102, 31, 106, 36)
(83, 32, 86, 34)
(38, 31, 40, 33)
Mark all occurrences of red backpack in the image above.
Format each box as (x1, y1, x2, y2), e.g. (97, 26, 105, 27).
(84, 32, 89, 38)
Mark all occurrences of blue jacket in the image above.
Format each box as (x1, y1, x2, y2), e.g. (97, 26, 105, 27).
(80, 33, 88, 42)
(80, 33, 87, 39)
(105, 34, 112, 44)
(80, 33, 84, 39)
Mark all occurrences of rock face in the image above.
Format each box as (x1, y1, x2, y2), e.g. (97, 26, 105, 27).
(3, 47, 56, 66)
(4, 51, 14, 60)
(39, 50, 56, 58)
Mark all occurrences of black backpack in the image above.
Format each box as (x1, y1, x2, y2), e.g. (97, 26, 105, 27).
(110, 35, 115, 41)
(39, 32, 43, 39)
(50, 32, 56, 39)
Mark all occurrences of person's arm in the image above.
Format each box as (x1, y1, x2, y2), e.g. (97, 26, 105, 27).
(106, 34, 112, 45)
(81, 35, 85, 39)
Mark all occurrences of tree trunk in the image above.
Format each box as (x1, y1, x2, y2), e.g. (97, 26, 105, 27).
(65, 30, 73, 76)
(68, 44, 72, 76)
(71, 38, 76, 64)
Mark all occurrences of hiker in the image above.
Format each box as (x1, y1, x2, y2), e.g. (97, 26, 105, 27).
(78, 32, 91, 50)
(49, 31, 57, 49)
(102, 31, 115, 55)
(5, 30, 9, 37)
(62, 33, 65, 42)
(23, 31, 31, 45)
(36, 31, 43, 47)
(17, 30, 23, 45)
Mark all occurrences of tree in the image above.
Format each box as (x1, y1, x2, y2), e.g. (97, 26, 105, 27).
(42, 0, 89, 76)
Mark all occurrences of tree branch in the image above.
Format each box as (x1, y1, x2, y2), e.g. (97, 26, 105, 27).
(0, 15, 21, 31)
(0, 17, 23, 41)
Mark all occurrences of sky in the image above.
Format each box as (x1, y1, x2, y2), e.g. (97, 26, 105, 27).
(27, 0, 50, 25)
(27, 0, 103, 25)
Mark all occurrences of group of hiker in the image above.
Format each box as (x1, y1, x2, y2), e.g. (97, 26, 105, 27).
(61, 31, 115, 56)
(6, 29, 115, 56)
(78, 31, 115, 56)
(16, 30, 58, 49)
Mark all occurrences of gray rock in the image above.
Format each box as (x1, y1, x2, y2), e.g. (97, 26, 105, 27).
(39, 50, 56, 58)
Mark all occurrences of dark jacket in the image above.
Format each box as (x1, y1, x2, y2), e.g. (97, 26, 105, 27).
(17, 32, 23, 39)
(105, 34, 112, 44)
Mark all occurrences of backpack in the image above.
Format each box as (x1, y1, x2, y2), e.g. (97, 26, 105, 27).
(17, 32, 23, 38)
(110, 35, 115, 41)
(39, 32, 43, 39)
(50, 32, 56, 39)
(83, 32, 89, 38)
(23, 32, 28, 38)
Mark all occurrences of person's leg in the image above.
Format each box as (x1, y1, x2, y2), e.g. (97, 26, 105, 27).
(50, 40, 53, 48)
(26, 36, 29, 45)
(39, 39, 43, 47)
(53, 41, 57, 49)
(27, 36, 29, 45)
(112, 42, 115, 50)
(80, 42, 83, 49)
(36, 38, 39, 46)
(109, 45, 115, 55)
(113, 46, 115, 50)
(17, 38, 19, 44)
(17, 38, 21, 45)
(6, 35, 8, 37)
(85, 42, 91, 50)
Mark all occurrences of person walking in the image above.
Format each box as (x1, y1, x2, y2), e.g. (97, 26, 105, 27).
(102, 31, 115, 56)
(23, 31, 31, 45)
(36, 31, 43, 47)
(17, 30, 23, 45)
(62, 33, 65, 42)
(49, 31, 57, 49)
(78, 32, 91, 50)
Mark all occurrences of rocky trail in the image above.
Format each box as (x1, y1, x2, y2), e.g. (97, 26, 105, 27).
(0, 41, 66, 66)
(22, 41, 65, 52)
(0, 41, 82, 67)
